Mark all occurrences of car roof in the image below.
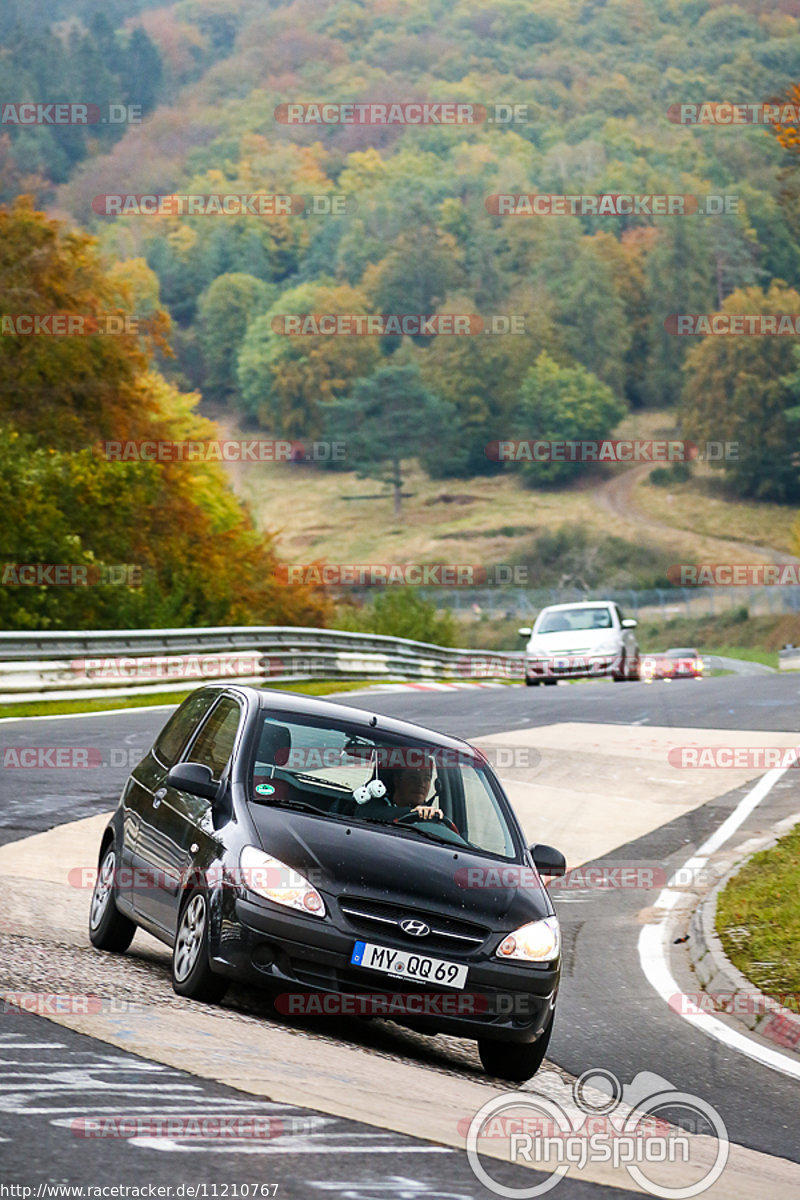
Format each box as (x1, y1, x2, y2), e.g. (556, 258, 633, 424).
(538, 601, 615, 613)
(203, 684, 480, 757)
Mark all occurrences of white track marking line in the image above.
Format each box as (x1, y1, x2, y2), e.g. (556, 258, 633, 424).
(0, 705, 175, 725)
(638, 756, 800, 1080)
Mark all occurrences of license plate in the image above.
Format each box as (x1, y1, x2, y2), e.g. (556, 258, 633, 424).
(350, 941, 468, 989)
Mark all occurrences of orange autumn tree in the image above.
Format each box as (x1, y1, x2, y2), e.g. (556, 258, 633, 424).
(0, 199, 329, 630)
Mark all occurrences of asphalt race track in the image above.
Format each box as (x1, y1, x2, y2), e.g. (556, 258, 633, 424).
(1, 673, 800, 1197)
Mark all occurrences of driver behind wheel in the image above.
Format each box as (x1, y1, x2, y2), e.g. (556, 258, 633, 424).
(392, 761, 438, 818)
(356, 757, 442, 821)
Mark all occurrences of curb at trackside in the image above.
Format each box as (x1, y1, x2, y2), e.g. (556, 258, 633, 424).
(638, 760, 800, 1081)
(687, 815, 800, 1058)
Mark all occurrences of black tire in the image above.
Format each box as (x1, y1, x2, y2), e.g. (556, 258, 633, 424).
(613, 654, 627, 682)
(478, 1014, 554, 1083)
(89, 841, 136, 953)
(628, 655, 641, 681)
(172, 886, 229, 1003)
(525, 678, 540, 687)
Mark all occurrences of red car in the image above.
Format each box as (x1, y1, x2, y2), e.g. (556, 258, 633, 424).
(641, 647, 704, 682)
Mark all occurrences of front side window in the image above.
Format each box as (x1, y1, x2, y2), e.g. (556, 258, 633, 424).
(187, 697, 242, 779)
(153, 691, 217, 768)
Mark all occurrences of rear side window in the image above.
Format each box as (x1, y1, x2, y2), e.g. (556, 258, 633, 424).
(187, 697, 242, 779)
(153, 691, 217, 768)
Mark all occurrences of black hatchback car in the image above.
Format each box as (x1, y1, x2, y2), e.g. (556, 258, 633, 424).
(90, 685, 565, 1081)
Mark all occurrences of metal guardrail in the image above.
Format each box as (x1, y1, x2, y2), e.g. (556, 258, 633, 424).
(0, 627, 773, 705)
(0, 626, 525, 704)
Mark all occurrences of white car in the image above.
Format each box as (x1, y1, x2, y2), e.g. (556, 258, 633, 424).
(519, 601, 640, 685)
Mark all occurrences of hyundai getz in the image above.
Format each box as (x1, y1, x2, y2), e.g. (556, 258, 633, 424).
(89, 686, 565, 1081)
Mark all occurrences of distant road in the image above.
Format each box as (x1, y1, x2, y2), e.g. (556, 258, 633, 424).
(595, 460, 800, 565)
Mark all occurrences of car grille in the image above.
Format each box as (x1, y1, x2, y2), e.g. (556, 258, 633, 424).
(337, 896, 489, 956)
(287, 960, 514, 1024)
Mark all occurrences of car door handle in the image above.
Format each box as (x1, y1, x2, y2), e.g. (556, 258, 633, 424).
(153, 788, 167, 808)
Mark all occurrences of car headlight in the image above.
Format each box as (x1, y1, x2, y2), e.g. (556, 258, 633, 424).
(239, 845, 326, 917)
(496, 916, 560, 963)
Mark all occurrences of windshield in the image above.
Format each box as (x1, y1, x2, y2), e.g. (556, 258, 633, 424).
(665, 648, 698, 658)
(537, 607, 614, 634)
(248, 711, 518, 858)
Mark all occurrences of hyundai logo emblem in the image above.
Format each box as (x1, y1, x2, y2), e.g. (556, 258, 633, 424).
(400, 918, 430, 937)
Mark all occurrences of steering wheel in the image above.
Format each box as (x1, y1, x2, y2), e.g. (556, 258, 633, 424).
(393, 809, 460, 835)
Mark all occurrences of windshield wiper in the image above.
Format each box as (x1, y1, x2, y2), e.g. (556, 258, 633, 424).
(291, 773, 352, 792)
(254, 797, 325, 815)
(359, 817, 460, 845)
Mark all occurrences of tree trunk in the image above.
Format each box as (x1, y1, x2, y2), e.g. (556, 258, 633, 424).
(393, 457, 402, 516)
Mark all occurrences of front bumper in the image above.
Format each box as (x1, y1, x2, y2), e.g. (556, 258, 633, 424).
(525, 653, 621, 680)
(209, 893, 558, 1043)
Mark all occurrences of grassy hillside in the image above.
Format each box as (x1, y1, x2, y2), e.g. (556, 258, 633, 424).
(225, 409, 795, 592)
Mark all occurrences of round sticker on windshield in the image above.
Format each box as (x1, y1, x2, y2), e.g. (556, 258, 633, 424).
(255, 783, 275, 796)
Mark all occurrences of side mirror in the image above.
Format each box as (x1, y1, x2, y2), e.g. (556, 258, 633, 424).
(530, 843, 567, 878)
(518, 627, 532, 637)
(621, 618, 637, 629)
(166, 761, 218, 801)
